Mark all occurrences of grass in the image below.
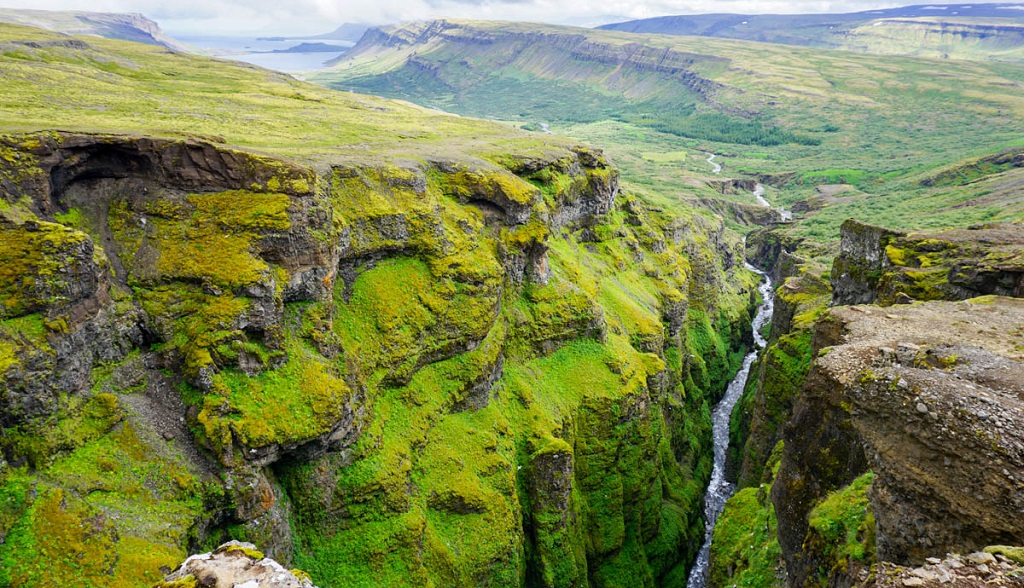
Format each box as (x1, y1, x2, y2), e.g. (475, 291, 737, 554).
(0, 420, 205, 588)
(0, 22, 579, 168)
(317, 19, 1024, 249)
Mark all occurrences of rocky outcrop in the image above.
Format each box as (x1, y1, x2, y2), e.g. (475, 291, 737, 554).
(864, 549, 1024, 588)
(698, 197, 785, 227)
(744, 226, 804, 279)
(157, 541, 318, 588)
(773, 296, 1024, 585)
(830, 219, 1024, 306)
(830, 219, 905, 306)
(920, 147, 1024, 188)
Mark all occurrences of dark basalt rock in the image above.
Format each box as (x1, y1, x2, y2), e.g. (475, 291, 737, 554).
(830, 219, 1024, 307)
(773, 297, 1024, 586)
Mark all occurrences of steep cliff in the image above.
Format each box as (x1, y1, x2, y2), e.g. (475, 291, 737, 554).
(0, 24, 761, 588)
(831, 219, 1024, 306)
(714, 221, 1024, 588)
(773, 296, 1024, 584)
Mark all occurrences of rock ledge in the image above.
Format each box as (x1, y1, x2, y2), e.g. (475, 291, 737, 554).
(156, 541, 318, 588)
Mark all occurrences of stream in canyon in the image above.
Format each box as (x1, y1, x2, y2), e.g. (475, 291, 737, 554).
(686, 263, 775, 588)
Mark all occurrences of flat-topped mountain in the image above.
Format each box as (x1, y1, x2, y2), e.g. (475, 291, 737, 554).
(0, 8, 188, 52)
(600, 3, 1024, 62)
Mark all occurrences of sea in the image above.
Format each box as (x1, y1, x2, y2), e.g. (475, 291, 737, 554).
(172, 35, 352, 72)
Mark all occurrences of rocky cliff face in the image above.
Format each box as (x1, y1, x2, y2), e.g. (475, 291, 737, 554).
(714, 221, 1024, 588)
(0, 129, 758, 587)
(831, 219, 1024, 306)
(774, 296, 1024, 584)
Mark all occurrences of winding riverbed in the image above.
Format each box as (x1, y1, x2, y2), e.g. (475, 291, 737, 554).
(686, 264, 774, 588)
(706, 152, 722, 174)
(753, 183, 793, 222)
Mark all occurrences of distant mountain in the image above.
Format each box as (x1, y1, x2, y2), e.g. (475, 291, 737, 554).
(599, 3, 1024, 62)
(268, 42, 350, 53)
(0, 8, 188, 52)
(314, 22, 372, 41)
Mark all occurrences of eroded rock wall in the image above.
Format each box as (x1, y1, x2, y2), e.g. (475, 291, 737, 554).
(0, 131, 758, 588)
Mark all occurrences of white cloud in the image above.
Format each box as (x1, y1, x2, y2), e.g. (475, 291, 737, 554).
(0, 0, 947, 35)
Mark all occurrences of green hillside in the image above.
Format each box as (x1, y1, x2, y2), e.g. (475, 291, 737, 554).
(313, 19, 1024, 251)
(0, 22, 761, 588)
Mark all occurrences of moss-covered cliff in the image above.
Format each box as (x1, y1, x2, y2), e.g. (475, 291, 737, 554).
(0, 24, 761, 588)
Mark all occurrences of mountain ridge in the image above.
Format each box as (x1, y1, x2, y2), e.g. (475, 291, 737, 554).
(0, 8, 188, 52)
(599, 3, 1024, 62)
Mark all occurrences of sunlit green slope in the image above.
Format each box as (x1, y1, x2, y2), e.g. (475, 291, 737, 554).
(0, 22, 759, 588)
(314, 19, 1024, 249)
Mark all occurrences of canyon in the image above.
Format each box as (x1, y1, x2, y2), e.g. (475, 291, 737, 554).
(0, 10, 1023, 588)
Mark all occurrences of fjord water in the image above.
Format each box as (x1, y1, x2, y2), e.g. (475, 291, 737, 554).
(687, 264, 775, 588)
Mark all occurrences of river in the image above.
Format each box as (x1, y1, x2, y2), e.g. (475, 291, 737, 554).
(706, 151, 791, 221)
(686, 263, 775, 588)
(753, 183, 793, 222)
(706, 153, 722, 174)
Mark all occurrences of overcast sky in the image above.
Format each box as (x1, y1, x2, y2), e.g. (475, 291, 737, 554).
(0, 0, 958, 35)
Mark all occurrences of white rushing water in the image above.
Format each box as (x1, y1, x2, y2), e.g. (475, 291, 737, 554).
(751, 182, 793, 222)
(706, 153, 722, 174)
(686, 264, 774, 588)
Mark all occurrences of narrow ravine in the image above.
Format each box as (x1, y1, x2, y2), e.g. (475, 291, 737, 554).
(686, 263, 775, 588)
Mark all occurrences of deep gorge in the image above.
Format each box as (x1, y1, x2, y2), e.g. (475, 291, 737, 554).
(1, 15, 1024, 588)
(0, 131, 760, 587)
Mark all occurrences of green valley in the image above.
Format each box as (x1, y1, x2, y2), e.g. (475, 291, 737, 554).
(313, 19, 1024, 251)
(0, 6, 1023, 588)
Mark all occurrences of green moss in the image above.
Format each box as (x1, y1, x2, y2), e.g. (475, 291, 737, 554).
(985, 545, 1024, 565)
(0, 419, 201, 588)
(806, 471, 877, 585)
(708, 486, 784, 588)
(334, 255, 499, 380)
(199, 333, 352, 450)
(731, 331, 814, 487)
(222, 544, 265, 559)
(438, 166, 540, 207)
(137, 284, 250, 378)
(152, 191, 289, 289)
(53, 207, 86, 230)
(0, 393, 123, 470)
(0, 221, 89, 318)
(1, 487, 119, 587)
(0, 338, 16, 373)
